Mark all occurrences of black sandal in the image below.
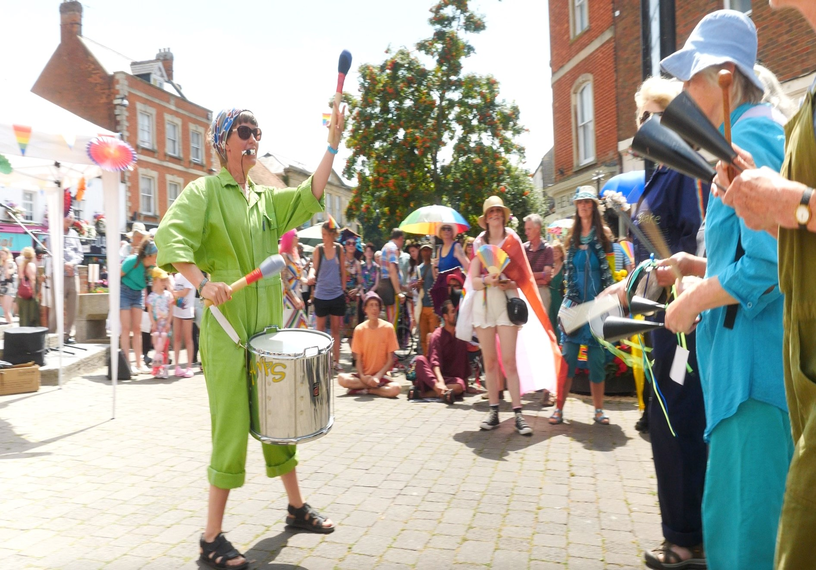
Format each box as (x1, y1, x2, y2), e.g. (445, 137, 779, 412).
(286, 503, 335, 534)
(443, 389, 455, 405)
(199, 533, 248, 570)
(407, 386, 420, 401)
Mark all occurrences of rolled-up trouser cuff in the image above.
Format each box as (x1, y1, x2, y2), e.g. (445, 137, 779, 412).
(264, 444, 298, 478)
(208, 466, 246, 490)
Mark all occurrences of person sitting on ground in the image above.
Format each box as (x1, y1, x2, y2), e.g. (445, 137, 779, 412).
(409, 300, 468, 404)
(337, 291, 401, 398)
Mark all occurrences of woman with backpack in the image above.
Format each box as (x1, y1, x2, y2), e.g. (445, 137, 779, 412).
(15, 247, 39, 327)
(307, 221, 346, 371)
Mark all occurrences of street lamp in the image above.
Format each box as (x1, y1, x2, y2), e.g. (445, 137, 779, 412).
(591, 169, 605, 193)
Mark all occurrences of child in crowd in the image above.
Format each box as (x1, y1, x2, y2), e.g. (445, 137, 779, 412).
(147, 268, 173, 378)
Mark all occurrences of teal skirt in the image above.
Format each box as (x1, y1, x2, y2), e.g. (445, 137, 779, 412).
(703, 398, 792, 570)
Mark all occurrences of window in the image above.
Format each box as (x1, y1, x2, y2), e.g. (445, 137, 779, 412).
(168, 180, 181, 207)
(138, 112, 153, 148)
(334, 195, 341, 224)
(573, 0, 588, 36)
(166, 119, 180, 157)
(22, 191, 34, 221)
(140, 175, 156, 214)
(576, 82, 595, 165)
(191, 129, 203, 164)
(724, 0, 751, 13)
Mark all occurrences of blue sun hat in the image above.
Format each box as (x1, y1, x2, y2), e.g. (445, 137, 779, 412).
(572, 185, 600, 204)
(660, 10, 763, 91)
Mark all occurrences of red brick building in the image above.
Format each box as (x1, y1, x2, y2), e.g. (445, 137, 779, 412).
(32, 1, 215, 231)
(547, 0, 816, 222)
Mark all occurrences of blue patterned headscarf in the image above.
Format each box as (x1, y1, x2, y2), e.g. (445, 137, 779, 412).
(210, 108, 249, 161)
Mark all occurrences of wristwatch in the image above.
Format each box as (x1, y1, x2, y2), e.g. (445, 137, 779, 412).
(796, 187, 814, 230)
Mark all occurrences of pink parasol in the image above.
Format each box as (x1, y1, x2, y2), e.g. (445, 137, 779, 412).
(86, 137, 136, 171)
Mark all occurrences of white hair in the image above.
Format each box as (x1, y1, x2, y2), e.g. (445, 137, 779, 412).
(523, 213, 543, 228)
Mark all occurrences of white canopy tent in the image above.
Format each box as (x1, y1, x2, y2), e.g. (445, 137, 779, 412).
(0, 91, 123, 417)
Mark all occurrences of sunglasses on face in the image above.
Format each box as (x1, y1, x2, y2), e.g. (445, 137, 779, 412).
(441, 226, 452, 232)
(345, 241, 356, 246)
(232, 125, 263, 141)
(638, 110, 663, 126)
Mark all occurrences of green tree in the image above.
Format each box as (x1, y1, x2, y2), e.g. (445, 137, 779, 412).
(344, 0, 534, 242)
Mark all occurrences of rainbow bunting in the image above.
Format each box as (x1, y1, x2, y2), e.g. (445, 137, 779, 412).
(13, 125, 32, 156)
(322, 113, 332, 127)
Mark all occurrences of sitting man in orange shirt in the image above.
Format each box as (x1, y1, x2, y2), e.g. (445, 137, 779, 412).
(337, 291, 401, 398)
(408, 300, 469, 405)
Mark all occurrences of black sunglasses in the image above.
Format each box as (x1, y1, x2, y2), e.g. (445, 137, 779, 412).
(440, 226, 452, 232)
(638, 110, 663, 126)
(345, 240, 356, 245)
(232, 125, 262, 141)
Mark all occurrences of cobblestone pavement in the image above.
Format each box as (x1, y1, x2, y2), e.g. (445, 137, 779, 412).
(1, 344, 661, 569)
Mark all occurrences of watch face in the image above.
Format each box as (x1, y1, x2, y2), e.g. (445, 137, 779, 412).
(796, 204, 811, 225)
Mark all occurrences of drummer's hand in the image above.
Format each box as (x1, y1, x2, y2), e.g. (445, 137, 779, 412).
(398, 292, 406, 301)
(327, 103, 346, 149)
(203, 281, 232, 306)
(664, 285, 701, 334)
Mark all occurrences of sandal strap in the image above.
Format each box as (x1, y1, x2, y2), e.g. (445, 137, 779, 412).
(200, 533, 243, 564)
(288, 503, 328, 526)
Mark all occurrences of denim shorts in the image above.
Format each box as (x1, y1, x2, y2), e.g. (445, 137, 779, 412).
(120, 285, 144, 310)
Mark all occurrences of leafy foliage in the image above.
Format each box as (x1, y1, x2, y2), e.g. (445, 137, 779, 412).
(344, 0, 536, 242)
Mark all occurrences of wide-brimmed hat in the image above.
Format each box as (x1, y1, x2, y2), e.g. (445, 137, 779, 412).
(477, 196, 512, 229)
(572, 186, 600, 204)
(660, 10, 763, 92)
(127, 221, 148, 239)
(436, 223, 458, 240)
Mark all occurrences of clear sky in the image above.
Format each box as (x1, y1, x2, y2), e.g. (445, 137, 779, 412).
(1, 0, 552, 175)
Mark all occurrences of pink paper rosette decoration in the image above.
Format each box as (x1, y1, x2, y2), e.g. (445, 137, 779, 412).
(87, 136, 136, 171)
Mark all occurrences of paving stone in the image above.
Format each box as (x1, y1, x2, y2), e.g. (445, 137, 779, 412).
(0, 357, 660, 570)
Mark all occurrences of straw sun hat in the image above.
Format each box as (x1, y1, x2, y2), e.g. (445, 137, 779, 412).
(477, 196, 512, 229)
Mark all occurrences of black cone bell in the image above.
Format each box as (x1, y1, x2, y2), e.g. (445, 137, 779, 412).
(631, 118, 717, 183)
(628, 296, 666, 317)
(602, 316, 663, 343)
(662, 91, 738, 164)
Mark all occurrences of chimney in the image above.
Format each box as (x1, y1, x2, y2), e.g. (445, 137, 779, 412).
(60, 1, 83, 42)
(156, 48, 174, 81)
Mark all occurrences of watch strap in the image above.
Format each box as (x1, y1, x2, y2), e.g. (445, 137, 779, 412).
(800, 187, 814, 230)
(197, 277, 209, 296)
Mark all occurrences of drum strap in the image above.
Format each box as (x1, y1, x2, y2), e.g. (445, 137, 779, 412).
(210, 305, 245, 349)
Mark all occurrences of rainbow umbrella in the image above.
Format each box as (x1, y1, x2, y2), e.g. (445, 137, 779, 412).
(399, 205, 469, 236)
(86, 136, 136, 171)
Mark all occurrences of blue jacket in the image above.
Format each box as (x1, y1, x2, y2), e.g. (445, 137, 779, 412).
(696, 103, 787, 441)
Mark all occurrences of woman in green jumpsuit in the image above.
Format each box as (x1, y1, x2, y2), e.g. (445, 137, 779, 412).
(155, 105, 344, 569)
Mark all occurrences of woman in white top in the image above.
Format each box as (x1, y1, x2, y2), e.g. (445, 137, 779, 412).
(467, 196, 532, 436)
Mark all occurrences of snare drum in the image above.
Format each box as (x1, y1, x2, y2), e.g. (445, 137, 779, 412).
(247, 327, 334, 445)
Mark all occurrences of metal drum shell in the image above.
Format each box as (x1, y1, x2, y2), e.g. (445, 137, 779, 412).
(247, 328, 334, 445)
